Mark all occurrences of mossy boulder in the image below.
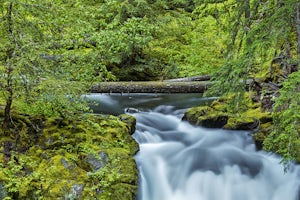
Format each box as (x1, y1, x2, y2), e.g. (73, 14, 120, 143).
(224, 116, 259, 130)
(0, 113, 139, 200)
(253, 122, 273, 150)
(182, 106, 229, 128)
(223, 108, 272, 131)
(183, 94, 273, 149)
(119, 114, 136, 134)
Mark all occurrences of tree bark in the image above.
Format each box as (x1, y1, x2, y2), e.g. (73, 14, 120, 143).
(3, 2, 14, 132)
(3, 82, 13, 131)
(296, 3, 300, 63)
(91, 81, 209, 93)
(2, 2, 15, 164)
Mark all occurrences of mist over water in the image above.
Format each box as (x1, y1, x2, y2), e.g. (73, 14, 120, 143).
(90, 93, 300, 200)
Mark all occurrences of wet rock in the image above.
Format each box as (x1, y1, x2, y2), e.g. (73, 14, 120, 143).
(200, 115, 228, 128)
(125, 108, 140, 113)
(84, 152, 108, 171)
(183, 106, 229, 128)
(66, 184, 84, 200)
(119, 114, 136, 134)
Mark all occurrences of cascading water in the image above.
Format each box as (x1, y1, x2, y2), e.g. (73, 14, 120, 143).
(132, 108, 300, 200)
(89, 93, 300, 200)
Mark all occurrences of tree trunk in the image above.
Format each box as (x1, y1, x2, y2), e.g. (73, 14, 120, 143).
(296, 3, 300, 63)
(2, 2, 14, 164)
(3, 78, 13, 132)
(91, 81, 209, 93)
(3, 2, 14, 133)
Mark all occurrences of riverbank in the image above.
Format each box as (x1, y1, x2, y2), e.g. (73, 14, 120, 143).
(0, 112, 138, 199)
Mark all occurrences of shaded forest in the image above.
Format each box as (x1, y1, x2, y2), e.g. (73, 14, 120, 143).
(0, 0, 300, 198)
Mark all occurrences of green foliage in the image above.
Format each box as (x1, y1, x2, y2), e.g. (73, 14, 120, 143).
(16, 79, 90, 117)
(91, 17, 154, 66)
(204, 0, 299, 108)
(264, 71, 300, 163)
(0, 1, 112, 122)
(197, 0, 300, 164)
(146, 8, 226, 78)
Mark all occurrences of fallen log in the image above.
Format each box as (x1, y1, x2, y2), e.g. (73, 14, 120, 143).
(91, 81, 209, 93)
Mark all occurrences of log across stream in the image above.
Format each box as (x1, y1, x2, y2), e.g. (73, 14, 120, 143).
(91, 81, 209, 93)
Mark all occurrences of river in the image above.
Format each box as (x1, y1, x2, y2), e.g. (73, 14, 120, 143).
(89, 93, 300, 200)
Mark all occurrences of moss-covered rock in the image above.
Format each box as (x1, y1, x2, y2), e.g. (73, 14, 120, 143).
(224, 116, 258, 130)
(119, 114, 136, 134)
(0, 113, 138, 200)
(253, 122, 273, 150)
(183, 93, 273, 149)
(182, 106, 229, 128)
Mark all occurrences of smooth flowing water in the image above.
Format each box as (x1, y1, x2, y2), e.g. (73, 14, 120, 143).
(90, 93, 300, 200)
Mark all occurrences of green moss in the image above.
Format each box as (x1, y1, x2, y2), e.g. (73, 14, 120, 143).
(0, 113, 139, 199)
(224, 116, 257, 130)
(184, 105, 229, 128)
(183, 106, 211, 125)
(184, 94, 274, 151)
(253, 122, 273, 141)
(243, 108, 272, 123)
(210, 100, 227, 112)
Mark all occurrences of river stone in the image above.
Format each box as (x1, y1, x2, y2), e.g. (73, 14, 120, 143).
(125, 108, 140, 113)
(68, 184, 84, 199)
(61, 157, 69, 169)
(200, 115, 228, 128)
(84, 152, 108, 171)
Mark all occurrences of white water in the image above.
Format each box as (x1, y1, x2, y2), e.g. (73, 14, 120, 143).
(89, 93, 300, 200)
(131, 108, 300, 200)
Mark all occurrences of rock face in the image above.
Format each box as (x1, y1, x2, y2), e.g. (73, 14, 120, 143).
(183, 94, 273, 150)
(0, 114, 139, 200)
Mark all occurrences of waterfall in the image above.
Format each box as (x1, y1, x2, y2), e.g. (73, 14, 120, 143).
(131, 108, 300, 200)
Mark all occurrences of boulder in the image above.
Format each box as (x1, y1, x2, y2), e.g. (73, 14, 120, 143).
(0, 114, 139, 200)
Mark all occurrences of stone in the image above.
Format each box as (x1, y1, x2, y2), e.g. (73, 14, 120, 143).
(119, 114, 136, 134)
(84, 152, 108, 171)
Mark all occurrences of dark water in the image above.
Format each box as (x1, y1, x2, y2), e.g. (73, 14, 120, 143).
(87, 93, 216, 115)
(90, 93, 300, 200)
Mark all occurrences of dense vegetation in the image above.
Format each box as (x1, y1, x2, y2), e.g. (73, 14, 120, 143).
(0, 0, 300, 198)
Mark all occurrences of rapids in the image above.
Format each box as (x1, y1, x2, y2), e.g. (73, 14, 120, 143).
(132, 110, 299, 200)
(90, 93, 300, 200)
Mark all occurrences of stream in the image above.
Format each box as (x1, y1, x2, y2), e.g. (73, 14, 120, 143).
(89, 93, 300, 200)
